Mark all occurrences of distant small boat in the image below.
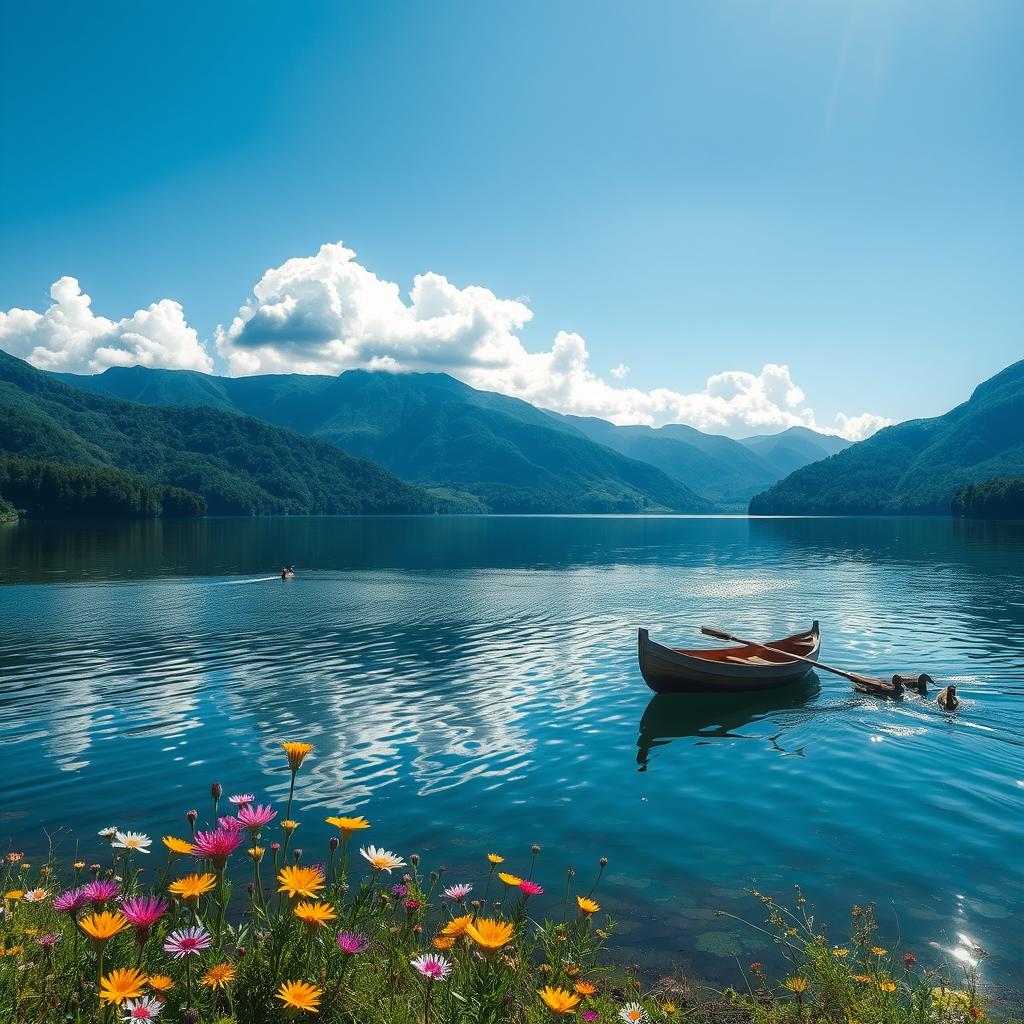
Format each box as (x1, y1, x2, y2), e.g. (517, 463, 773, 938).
(281, 567, 295, 580)
(638, 622, 820, 694)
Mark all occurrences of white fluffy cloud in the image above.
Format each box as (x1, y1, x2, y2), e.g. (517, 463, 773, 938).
(0, 244, 889, 440)
(0, 277, 212, 374)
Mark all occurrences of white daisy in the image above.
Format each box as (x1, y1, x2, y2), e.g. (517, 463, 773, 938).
(112, 831, 152, 854)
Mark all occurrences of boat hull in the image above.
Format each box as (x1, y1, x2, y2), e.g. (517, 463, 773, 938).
(638, 623, 819, 694)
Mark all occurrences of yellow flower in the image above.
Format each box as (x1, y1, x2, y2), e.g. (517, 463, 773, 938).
(4, 890, 24, 901)
(294, 901, 337, 930)
(662, 1001, 678, 1014)
(147, 975, 175, 992)
(574, 980, 597, 996)
(249, 846, 265, 861)
(276, 979, 322, 1013)
(99, 966, 147, 1005)
(465, 917, 515, 953)
(443, 914, 473, 938)
(930, 988, 971, 1009)
(498, 872, 523, 887)
(433, 936, 455, 950)
(565, 963, 580, 976)
(487, 853, 505, 864)
(79, 911, 129, 943)
(4, 853, 21, 863)
(871, 946, 887, 956)
(73, 861, 86, 870)
(202, 963, 237, 990)
(852, 974, 871, 983)
(168, 873, 217, 904)
(879, 981, 897, 993)
(783, 977, 809, 994)
(325, 815, 371, 837)
(833, 948, 849, 957)
(538, 985, 581, 1014)
(277, 865, 325, 900)
(162, 836, 193, 856)
(282, 741, 314, 772)
(576, 896, 600, 915)
(281, 820, 300, 833)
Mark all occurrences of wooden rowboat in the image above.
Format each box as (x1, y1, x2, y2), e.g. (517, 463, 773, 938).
(638, 622, 820, 694)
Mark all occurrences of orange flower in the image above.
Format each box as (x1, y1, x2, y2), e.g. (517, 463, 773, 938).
(465, 917, 514, 953)
(538, 986, 580, 1014)
(574, 980, 597, 996)
(442, 914, 473, 938)
(282, 741, 313, 772)
(99, 967, 146, 1005)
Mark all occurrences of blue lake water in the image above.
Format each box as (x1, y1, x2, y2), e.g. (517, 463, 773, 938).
(1, 516, 1022, 1000)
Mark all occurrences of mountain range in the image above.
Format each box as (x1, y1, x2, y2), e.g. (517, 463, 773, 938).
(750, 358, 1024, 514)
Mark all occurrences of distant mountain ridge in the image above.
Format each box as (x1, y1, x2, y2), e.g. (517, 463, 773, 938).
(56, 364, 846, 511)
(750, 359, 1024, 515)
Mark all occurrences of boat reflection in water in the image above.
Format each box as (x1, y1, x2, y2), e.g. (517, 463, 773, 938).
(635, 675, 820, 770)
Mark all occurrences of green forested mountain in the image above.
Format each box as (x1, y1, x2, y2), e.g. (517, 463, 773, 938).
(0, 455, 206, 519)
(57, 365, 718, 513)
(738, 426, 850, 478)
(951, 477, 1024, 519)
(750, 359, 1024, 515)
(0, 351, 451, 515)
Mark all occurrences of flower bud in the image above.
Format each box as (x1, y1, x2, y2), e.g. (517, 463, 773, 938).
(271, 842, 281, 852)
(292, 849, 302, 862)
(328, 837, 339, 851)
(531, 844, 541, 855)
(247, 882, 255, 894)
(413, 923, 422, 935)
(429, 871, 438, 883)
(211, 782, 223, 799)
(437, 865, 446, 875)
(183, 1009, 199, 1024)
(599, 857, 608, 868)
(567, 867, 576, 878)
(186, 810, 197, 825)
(410, 853, 420, 866)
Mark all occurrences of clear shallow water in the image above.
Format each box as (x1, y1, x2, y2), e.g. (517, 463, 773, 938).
(1, 516, 1023, 1000)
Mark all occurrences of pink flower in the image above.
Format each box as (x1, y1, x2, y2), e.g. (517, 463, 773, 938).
(120, 895, 168, 936)
(218, 816, 245, 831)
(404, 898, 421, 912)
(191, 828, 243, 867)
(519, 880, 543, 896)
(410, 953, 452, 982)
(337, 931, 369, 954)
(443, 883, 473, 901)
(236, 804, 277, 833)
(163, 926, 212, 958)
(53, 886, 88, 914)
(228, 793, 254, 808)
(583, 1012, 599, 1022)
(82, 880, 120, 909)
(391, 883, 408, 897)
(38, 933, 62, 948)
(122, 996, 162, 1020)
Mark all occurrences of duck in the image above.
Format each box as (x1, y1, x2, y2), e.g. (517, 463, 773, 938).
(937, 684, 959, 711)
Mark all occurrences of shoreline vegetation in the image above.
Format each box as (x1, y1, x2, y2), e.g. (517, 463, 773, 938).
(0, 743, 1011, 1024)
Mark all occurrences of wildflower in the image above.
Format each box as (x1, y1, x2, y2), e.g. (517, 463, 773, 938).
(833, 947, 849, 957)
(871, 946, 887, 956)
(971, 1009, 985, 1019)
(236, 803, 277, 833)
(404, 897, 421, 912)
(433, 936, 455, 950)
(519, 879, 544, 896)
(74, 860, 86, 869)
(411, 953, 452, 981)
(38, 933, 61, 948)
(121, 996, 163, 1020)
(5, 852, 22, 863)
(577, 896, 600, 915)
(113, 832, 152, 854)
(163, 926, 212, 958)
(248, 846, 265, 862)
(443, 914, 473, 938)
(228, 793, 254, 807)
(294, 901, 337, 930)
(83, 879, 120, 908)
(282, 741, 313, 772)
(784, 978, 809, 994)
(879, 981, 897, 992)
(595, 928, 608, 939)
(79, 911, 129, 944)
(337, 931, 369, 954)
(147, 975, 174, 992)
(359, 845, 406, 873)
(466, 916, 515, 953)
(53, 886, 88, 913)
(564, 963, 581, 976)
(99, 827, 119, 840)
(582, 1013, 599, 1023)
(201, 963, 237, 990)
(539, 986, 581, 1015)
(575, 981, 597, 995)
(191, 828, 243, 867)
(391, 883, 408, 897)
(619, 1004, 649, 1023)
(161, 836, 193, 857)
(276, 979, 322, 1013)
(444, 883, 473, 901)
(498, 871, 522, 887)
(218, 815, 244, 831)
(168, 872, 217, 904)
(662, 1001, 678, 1014)
(282, 820, 300, 834)
(120, 896, 168, 937)
(22, 888, 48, 903)
(325, 815, 371, 837)
(278, 865, 325, 899)
(852, 974, 871, 983)
(487, 853, 505, 864)
(3, 889, 23, 901)
(99, 966, 147, 1005)
(904, 951, 917, 967)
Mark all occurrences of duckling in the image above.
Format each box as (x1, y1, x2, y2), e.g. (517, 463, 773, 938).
(937, 684, 959, 711)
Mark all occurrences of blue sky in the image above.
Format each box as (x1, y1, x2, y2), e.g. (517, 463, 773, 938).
(1, 1, 1021, 437)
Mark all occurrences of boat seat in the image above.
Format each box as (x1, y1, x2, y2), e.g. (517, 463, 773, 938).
(725, 655, 775, 665)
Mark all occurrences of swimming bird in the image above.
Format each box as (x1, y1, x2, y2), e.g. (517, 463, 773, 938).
(937, 685, 959, 711)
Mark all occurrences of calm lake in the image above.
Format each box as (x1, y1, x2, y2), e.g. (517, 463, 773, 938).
(2, 516, 1023, 998)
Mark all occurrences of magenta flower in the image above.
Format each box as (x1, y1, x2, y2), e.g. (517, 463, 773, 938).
(191, 828, 243, 867)
(228, 793, 254, 808)
(410, 953, 452, 982)
(38, 933, 62, 948)
(404, 898, 421, 912)
(443, 883, 473, 901)
(582, 1012, 599, 1022)
(217, 816, 245, 831)
(235, 803, 277, 833)
(519, 880, 543, 896)
(337, 931, 369, 955)
(163, 926, 212, 958)
(82, 880, 120, 909)
(390, 883, 408, 897)
(53, 886, 88, 914)
(120, 895, 169, 937)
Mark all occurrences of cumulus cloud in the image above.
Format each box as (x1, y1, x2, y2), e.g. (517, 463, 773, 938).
(0, 244, 890, 440)
(215, 242, 888, 439)
(0, 277, 212, 374)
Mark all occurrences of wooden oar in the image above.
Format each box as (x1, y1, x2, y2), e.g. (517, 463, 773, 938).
(700, 625, 915, 696)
